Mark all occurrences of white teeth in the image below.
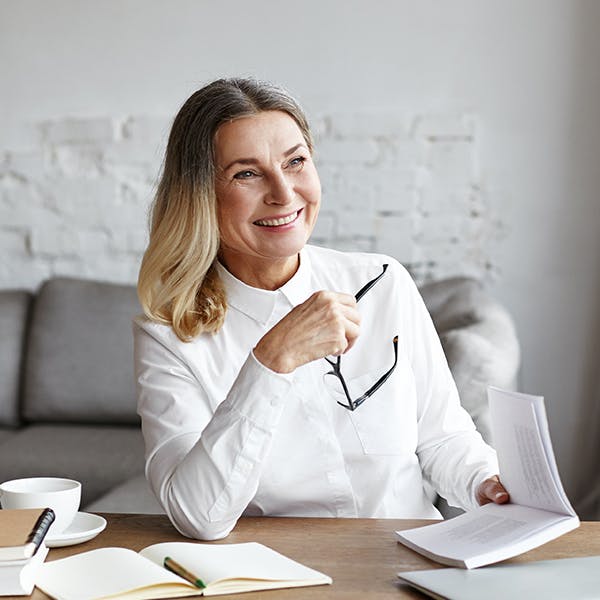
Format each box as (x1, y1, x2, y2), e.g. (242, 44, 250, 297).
(255, 211, 298, 227)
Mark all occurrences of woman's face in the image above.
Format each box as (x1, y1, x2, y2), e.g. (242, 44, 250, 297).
(214, 110, 321, 287)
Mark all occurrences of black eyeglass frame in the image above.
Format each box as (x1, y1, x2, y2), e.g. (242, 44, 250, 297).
(324, 264, 399, 411)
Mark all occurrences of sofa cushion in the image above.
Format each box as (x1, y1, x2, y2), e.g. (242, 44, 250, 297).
(22, 278, 141, 424)
(420, 277, 520, 443)
(0, 428, 18, 446)
(84, 474, 164, 514)
(0, 424, 145, 506)
(0, 290, 31, 427)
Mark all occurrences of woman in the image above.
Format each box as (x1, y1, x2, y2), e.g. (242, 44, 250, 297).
(135, 77, 508, 541)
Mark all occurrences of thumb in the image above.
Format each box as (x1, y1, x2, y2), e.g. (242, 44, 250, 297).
(477, 476, 510, 506)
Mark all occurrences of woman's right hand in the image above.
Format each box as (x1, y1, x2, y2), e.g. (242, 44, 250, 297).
(253, 291, 361, 374)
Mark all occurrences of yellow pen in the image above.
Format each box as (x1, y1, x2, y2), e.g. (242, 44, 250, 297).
(164, 556, 206, 589)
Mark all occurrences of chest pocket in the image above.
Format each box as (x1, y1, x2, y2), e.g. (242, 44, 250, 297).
(326, 371, 406, 455)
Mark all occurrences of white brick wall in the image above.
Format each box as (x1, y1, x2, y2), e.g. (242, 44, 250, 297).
(0, 111, 504, 290)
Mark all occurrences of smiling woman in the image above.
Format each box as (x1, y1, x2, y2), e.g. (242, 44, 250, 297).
(134, 77, 508, 541)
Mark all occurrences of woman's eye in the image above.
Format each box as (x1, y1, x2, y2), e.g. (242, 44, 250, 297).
(233, 170, 256, 180)
(288, 156, 306, 169)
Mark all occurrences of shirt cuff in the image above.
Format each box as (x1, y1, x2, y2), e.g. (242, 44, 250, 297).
(470, 465, 501, 509)
(223, 351, 294, 430)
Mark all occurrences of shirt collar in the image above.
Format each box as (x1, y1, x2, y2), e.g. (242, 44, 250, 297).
(216, 247, 314, 325)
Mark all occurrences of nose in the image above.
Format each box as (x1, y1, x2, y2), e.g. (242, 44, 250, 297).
(264, 172, 294, 206)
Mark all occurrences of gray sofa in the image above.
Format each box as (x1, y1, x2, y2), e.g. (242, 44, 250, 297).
(0, 275, 520, 515)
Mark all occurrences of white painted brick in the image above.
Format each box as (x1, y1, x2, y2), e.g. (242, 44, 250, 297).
(337, 210, 376, 238)
(329, 237, 375, 254)
(46, 177, 119, 226)
(0, 122, 40, 154)
(418, 183, 472, 217)
(374, 168, 419, 212)
(315, 139, 379, 165)
(416, 214, 465, 244)
(0, 153, 9, 177)
(100, 201, 148, 231)
(6, 151, 47, 181)
(0, 257, 52, 290)
(51, 145, 104, 178)
(76, 229, 109, 254)
(49, 256, 140, 286)
(1, 204, 62, 229)
(0, 170, 24, 188)
(374, 186, 417, 214)
(0, 181, 62, 228)
(425, 249, 478, 281)
(122, 116, 171, 144)
(405, 261, 432, 286)
(103, 139, 164, 168)
(375, 138, 421, 169)
(0, 230, 27, 254)
(412, 114, 476, 140)
(110, 163, 158, 186)
(309, 115, 330, 143)
(309, 212, 336, 242)
(78, 256, 141, 284)
(49, 257, 88, 279)
(119, 180, 155, 207)
(29, 227, 79, 257)
(333, 166, 380, 208)
(424, 140, 475, 185)
(1, 177, 35, 210)
(374, 215, 415, 261)
(320, 189, 346, 214)
(127, 229, 148, 253)
(41, 117, 115, 145)
(312, 163, 338, 197)
(109, 229, 148, 254)
(414, 165, 432, 189)
(331, 112, 410, 138)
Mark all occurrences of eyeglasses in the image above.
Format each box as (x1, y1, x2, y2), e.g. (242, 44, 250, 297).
(323, 264, 399, 411)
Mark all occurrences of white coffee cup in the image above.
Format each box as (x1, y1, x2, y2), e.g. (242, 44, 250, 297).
(0, 477, 81, 536)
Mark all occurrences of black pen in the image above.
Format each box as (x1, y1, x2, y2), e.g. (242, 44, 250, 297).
(164, 556, 206, 589)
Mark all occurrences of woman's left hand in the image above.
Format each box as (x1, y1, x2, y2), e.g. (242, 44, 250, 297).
(476, 475, 510, 505)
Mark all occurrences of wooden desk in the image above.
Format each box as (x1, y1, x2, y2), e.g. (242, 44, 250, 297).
(27, 516, 600, 599)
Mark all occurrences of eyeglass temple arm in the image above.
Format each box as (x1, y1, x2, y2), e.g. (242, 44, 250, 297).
(347, 335, 399, 411)
(354, 264, 388, 302)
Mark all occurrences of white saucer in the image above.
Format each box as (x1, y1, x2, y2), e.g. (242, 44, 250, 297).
(46, 512, 107, 548)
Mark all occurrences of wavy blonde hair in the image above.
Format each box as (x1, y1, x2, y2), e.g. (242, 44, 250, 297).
(138, 78, 313, 341)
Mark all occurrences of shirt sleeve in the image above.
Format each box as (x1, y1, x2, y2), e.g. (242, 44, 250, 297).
(393, 264, 499, 510)
(134, 320, 293, 540)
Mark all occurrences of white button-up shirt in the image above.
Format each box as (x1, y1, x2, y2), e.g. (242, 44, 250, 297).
(134, 245, 498, 540)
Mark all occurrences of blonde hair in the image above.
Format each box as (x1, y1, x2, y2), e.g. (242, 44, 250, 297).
(137, 78, 313, 341)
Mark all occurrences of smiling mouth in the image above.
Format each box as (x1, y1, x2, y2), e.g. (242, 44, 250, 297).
(254, 209, 301, 227)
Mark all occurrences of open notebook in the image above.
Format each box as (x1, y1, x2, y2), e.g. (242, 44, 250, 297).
(36, 541, 332, 599)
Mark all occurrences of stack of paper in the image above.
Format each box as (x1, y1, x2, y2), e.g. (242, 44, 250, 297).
(396, 388, 579, 568)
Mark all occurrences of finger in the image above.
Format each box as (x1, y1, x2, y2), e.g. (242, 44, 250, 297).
(477, 477, 510, 505)
(311, 291, 361, 332)
(342, 320, 361, 353)
(328, 291, 357, 307)
(338, 302, 361, 327)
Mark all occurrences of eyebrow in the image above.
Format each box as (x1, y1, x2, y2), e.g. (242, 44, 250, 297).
(221, 143, 306, 172)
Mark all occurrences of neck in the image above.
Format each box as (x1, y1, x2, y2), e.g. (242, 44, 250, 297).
(218, 252, 300, 290)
